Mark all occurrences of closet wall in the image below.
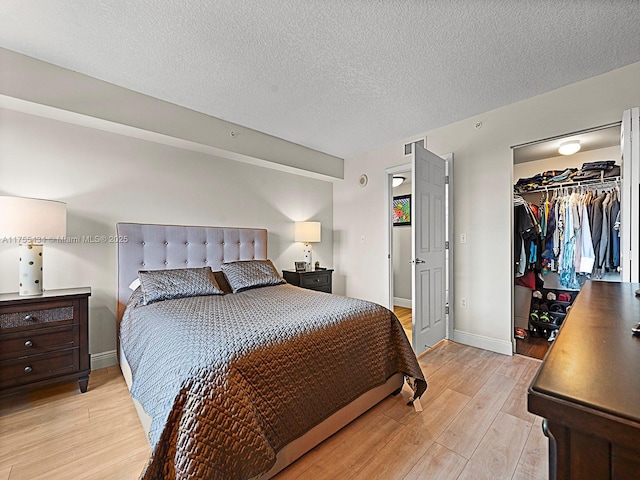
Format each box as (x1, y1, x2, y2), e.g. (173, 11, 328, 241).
(514, 146, 620, 179)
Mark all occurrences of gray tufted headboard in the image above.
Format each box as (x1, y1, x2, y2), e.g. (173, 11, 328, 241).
(116, 223, 268, 326)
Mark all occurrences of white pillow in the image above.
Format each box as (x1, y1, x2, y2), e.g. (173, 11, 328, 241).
(129, 278, 141, 291)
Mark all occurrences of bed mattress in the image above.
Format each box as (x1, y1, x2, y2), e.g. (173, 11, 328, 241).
(121, 283, 426, 479)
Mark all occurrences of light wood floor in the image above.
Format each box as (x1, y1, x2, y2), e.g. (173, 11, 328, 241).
(394, 305, 412, 342)
(0, 342, 547, 480)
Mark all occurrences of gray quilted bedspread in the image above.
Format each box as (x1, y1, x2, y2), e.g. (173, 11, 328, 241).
(121, 284, 426, 480)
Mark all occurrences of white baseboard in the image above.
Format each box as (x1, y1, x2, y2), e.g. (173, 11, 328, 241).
(91, 349, 118, 370)
(452, 329, 513, 356)
(393, 297, 412, 308)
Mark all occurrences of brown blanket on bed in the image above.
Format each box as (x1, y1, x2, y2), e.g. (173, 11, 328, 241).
(121, 284, 426, 480)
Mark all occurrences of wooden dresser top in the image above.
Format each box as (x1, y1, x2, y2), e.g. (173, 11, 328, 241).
(530, 280, 640, 424)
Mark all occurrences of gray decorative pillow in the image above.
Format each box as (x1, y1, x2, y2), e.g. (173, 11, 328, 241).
(138, 266, 224, 305)
(221, 260, 285, 293)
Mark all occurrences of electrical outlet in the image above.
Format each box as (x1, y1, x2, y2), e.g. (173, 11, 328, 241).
(460, 233, 467, 244)
(460, 298, 467, 309)
(360, 235, 366, 244)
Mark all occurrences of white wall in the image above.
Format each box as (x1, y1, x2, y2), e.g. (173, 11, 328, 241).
(0, 48, 344, 181)
(334, 61, 640, 355)
(0, 108, 334, 366)
(392, 182, 412, 303)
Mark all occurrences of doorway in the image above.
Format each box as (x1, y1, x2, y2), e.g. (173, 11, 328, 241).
(512, 123, 622, 359)
(386, 144, 453, 356)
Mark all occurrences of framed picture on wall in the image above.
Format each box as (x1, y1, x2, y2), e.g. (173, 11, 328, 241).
(393, 194, 411, 226)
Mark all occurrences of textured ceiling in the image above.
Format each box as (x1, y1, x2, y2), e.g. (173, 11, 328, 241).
(0, 1, 639, 159)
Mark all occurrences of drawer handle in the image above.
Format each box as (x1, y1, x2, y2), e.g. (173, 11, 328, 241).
(24, 366, 32, 373)
(315, 278, 320, 282)
(24, 340, 33, 347)
(24, 314, 35, 322)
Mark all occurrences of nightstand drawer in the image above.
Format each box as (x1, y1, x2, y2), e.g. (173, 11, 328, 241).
(0, 324, 79, 360)
(0, 348, 79, 389)
(299, 272, 331, 288)
(282, 269, 333, 293)
(0, 288, 91, 395)
(0, 302, 75, 330)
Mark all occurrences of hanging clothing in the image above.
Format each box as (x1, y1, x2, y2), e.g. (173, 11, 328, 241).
(611, 192, 621, 268)
(514, 195, 541, 277)
(515, 183, 620, 289)
(578, 199, 595, 273)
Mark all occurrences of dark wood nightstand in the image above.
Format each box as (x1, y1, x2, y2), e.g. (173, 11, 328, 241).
(0, 287, 91, 395)
(283, 269, 333, 293)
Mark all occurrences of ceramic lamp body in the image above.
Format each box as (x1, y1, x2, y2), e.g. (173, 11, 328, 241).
(303, 243, 313, 271)
(19, 243, 43, 295)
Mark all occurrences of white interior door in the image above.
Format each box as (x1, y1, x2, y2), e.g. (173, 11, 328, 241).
(412, 142, 447, 354)
(621, 107, 640, 282)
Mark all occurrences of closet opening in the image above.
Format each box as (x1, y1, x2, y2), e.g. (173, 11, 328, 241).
(512, 123, 622, 359)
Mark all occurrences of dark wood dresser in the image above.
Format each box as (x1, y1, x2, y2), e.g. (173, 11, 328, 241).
(0, 287, 91, 395)
(282, 269, 333, 293)
(528, 281, 640, 480)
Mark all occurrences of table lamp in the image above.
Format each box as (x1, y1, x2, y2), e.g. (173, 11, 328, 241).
(0, 196, 67, 295)
(294, 221, 321, 271)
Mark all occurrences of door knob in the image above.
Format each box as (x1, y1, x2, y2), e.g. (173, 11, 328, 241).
(411, 258, 426, 264)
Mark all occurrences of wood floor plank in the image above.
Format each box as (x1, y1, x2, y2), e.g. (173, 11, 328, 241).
(403, 442, 467, 480)
(494, 352, 533, 380)
(275, 394, 408, 479)
(349, 388, 470, 479)
(436, 373, 519, 459)
(501, 360, 541, 423)
(0, 466, 11, 480)
(284, 414, 404, 480)
(457, 411, 532, 480)
(415, 347, 483, 410)
(446, 363, 494, 398)
(512, 417, 549, 480)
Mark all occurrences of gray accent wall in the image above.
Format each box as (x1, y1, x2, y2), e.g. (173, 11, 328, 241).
(0, 108, 333, 366)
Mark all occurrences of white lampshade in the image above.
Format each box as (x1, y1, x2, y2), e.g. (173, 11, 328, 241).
(294, 221, 321, 271)
(294, 221, 321, 243)
(0, 196, 67, 295)
(0, 196, 67, 240)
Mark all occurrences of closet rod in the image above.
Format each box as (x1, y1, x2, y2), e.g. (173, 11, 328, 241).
(515, 176, 621, 194)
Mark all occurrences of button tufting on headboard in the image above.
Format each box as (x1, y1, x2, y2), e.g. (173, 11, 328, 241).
(116, 223, 268, 328)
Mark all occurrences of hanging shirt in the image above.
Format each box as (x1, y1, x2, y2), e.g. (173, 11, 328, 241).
(611, 192, 621, 268)
(578, 198, 595, 273)
(590, 193, 606, 268)
(598, 192, 611, 269)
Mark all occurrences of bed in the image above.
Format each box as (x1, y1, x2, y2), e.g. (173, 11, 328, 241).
(116, 222, 426, 480)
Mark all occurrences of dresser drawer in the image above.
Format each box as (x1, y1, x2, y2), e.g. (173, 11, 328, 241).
(0, 324, 79, 360)
(0, 348, 79, 389)
(299, 272, 331, 289)
(0, 301, 75, 331)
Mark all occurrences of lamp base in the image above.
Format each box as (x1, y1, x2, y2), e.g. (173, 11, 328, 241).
(303, 243, 313, 272)
(19, 244, 43, 296)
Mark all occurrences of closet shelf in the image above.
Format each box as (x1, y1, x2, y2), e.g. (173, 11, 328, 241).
(515, 176, 620, 194)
